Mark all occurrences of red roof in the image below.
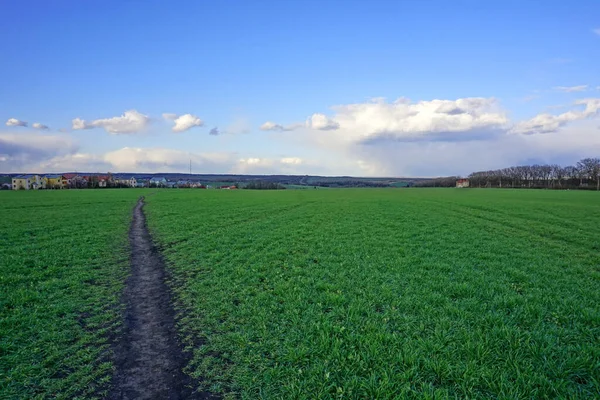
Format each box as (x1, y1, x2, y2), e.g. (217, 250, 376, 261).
(81, 175, 110, 180)
(63, 173, 78, 179)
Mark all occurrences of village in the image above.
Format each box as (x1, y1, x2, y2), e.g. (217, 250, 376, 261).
(2, 174, 238, 190)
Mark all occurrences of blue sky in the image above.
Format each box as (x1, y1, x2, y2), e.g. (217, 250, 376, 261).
(1, 0, 600, 176)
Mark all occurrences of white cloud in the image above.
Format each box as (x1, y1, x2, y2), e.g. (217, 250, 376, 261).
(554, 85, 588, 93)
(71, 118, 91, 130)
(260, 122, 283, 131)
(268, 96, 598, 145)
(97, 150, 312, 175)
(315, 97, 508, 143)
(510, 98, 600, 135)
(261, 114, 339, 132)
(260, 121, 303, 131)
(209, 127, 220, 135)
(163, 113, 204, 133)
(240, 157, 270, 166)
(232, 157, 309, 174)
(36, 153, 109, 172)
(306, 113, 339, 130)
(262, 96, 600, 177)
(72, 110, 150, 134)
(32, 122, 49, 130)
(347, 120, 600, 177)
(6, 118, 27, 127)
(280, 157, 303, 165)
(0, 132, 78, 172)
(102, 147, 232, 172)
(172, 114, 204, 133)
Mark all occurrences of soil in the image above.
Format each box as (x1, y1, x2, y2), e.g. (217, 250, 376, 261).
(109, 197, 210, 399)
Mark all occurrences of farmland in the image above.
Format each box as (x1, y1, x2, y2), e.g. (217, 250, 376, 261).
(144, 189, 600, 399)
(0, 190, 145, 399)
(1, 188, 599, 399)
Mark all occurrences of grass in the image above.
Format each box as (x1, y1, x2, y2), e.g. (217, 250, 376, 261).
(1, 188, 599, 399)
(0, 189, 145, 399)
(144, 189, 600, 399)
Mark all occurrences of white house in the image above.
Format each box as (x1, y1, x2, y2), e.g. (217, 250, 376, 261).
(149, 177, 167, 187)
(12, 175, 46, 190)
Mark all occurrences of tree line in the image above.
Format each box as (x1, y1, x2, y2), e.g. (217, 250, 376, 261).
(243, 181, 286, 190)
(416, 158, 600, 190)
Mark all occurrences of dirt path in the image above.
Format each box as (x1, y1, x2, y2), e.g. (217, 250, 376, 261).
(109, 197, 196, 399)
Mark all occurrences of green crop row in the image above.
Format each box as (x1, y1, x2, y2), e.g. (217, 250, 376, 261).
(0, 190, 144, 399)
(2, 188, 599, 399)
(144, 189, 600, 399)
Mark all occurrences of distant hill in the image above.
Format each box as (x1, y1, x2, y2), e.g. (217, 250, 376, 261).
(113, 173, 429, 188)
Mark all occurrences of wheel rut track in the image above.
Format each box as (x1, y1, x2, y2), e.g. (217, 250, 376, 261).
(109, 197, 210, 399)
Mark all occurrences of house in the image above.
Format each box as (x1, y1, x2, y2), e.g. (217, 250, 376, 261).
(132, 176, 150, 187)
(12, 175, 46, 190)
(149, 177, 167, 187)
(1, 183, 11, 190)
(70, 175, 87, 188)
(82, 175, 95, 187)
(63, 173, 78, 186)
(456, 179, 470, 188)
(45, 174, 67, 189)
(129, 177, 137, 187)
(177, 180, 191, 188)
(99, 175, 112, 187)
(64, 174, 87, 188)
(113, 177, 132, 187)
(82, 174, 112, 188)
(166, 181, 177, 189)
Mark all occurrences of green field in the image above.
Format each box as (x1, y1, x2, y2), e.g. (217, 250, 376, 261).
(0, 190, 145, 399)
(1, 189, 599, 399)
(144, 189, 600, 398)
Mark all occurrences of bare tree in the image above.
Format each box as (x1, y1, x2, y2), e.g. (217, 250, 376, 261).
(459, 158, 600, 191)
(578, 158, 600, 190)
(551, 165, 565, 188)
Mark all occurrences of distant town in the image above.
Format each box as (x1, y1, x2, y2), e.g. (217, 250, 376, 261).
(5, 174, 215, 190)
